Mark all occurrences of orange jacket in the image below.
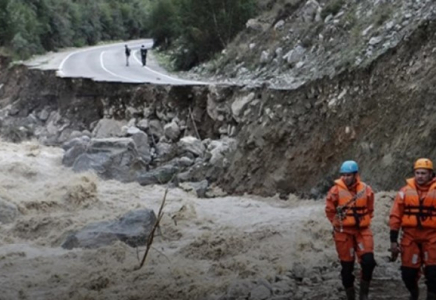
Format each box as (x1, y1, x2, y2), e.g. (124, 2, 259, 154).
(389, 178, 436, 230)
(326, 176, 374, 231)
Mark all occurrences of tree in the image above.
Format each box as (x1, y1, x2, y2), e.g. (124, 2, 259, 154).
(148, 0, 179, 49)
(172, 0, 257, 69)
(0, 0, 152, 58)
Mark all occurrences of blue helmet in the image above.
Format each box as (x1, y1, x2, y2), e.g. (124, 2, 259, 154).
(340, 160, 359, 174)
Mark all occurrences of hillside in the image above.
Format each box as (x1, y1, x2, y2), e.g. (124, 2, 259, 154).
(193, 0, 434, 88)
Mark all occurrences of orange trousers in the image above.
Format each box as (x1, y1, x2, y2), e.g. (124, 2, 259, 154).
(333, 227, 374, 262)
(400, 228, 436, 268)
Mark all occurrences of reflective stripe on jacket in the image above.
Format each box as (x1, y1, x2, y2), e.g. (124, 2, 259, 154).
(401, 178, 436, 228)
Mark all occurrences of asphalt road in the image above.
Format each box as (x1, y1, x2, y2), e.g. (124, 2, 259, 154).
(56, 39, 205, 85)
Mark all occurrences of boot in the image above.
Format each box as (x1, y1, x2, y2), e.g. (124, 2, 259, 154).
(427, 292, 436, 300)
(345, 287, 355, 300)
(359, 281, 369, 300)
(409, 288, 419, 300)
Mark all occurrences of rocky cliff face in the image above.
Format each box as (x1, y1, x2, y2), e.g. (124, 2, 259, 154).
(2, 6, 436, 198)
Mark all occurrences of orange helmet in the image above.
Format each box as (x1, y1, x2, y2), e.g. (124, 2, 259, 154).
(414, 158, 433, 170)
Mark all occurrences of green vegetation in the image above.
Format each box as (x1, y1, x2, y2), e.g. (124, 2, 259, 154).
(0, 0, 151, 59)
(320, 0, 345, 20)
(148, 0, 258, 70)
(0, 0, 257, 70)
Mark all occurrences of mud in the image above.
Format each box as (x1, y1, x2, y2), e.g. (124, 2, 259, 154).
(0, 139, 421, 300)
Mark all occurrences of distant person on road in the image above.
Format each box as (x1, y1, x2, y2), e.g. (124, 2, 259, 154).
(125, 45, 131, 66)
(389, 158, 436, 300)
(325, 160, 376, 300)
(140, 45, 147, 67)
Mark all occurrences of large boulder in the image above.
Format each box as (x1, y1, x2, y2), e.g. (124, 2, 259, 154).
(62, 209, 156, 249)
(178, 136, 205, 157)
(92, 118, 126, 138)
(62, 136, 91, 167)
(65, 137, 148, 182)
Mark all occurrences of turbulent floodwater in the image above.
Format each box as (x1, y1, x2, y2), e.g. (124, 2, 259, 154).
(0, 139, 418, 300)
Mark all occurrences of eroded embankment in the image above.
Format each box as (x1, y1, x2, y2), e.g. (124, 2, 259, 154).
(2, 19, 436, 197)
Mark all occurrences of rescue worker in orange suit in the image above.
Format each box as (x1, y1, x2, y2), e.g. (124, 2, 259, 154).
(389, 158, 436, 300)
(326, 160, 376, 300)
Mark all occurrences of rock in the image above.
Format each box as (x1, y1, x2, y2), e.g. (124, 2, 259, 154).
(369, 36, 383, 46)
(260, 51, 270, 64)
(249, 43, 256, 50)
(131, 131, 151, 163)
(62, 209, 156, 249)
(125, 106, 140, 119)
(315, 6, 322, 22)
(246, 19, 263, 31)
(179, 180, 208, 198)
(92, 118, 125, 138)
(362, 25, 373, 36)
(296, 61, 305, 69)
(155, 142, 176, 162)
(179, 156, 194, 167)
(127, 118, 136, 128)
(143, 107, 153, 118)
(137, 164, 179, 186)
(126, 126, 141, 135)
(206, 85, 232, 122)
(284, 45, 306, 65)
(72, 138, 147, 182)
(250, 285, 271, 300)
(324, 14, 333, 23)
(205, 185, 228, 198)
(164, 121, 181, 141)
(177, 171, 192, 183)
(232, 92, 255, 119)
(62, 136, 91, 167)
(62, 136, 90, 151)
(69, 130, 85, 140)
(302, 0, 320, 23)
(208, 138, 237, 167)
(149, 119, 163, 138)
(56, 128, 72, 144)
(274, 20, 285, 31)
(38, 108, 50, 121)
(178, 136, 205, 157)
(0, 197, 19, 224)
(82, 130, 92, 137)
(385, 21, 395, 30)
(137, 119, 149, 131)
